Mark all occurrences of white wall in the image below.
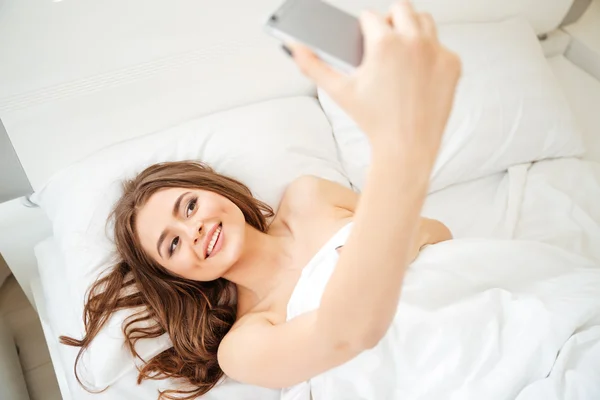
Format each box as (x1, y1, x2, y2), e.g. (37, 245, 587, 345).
(0, 199, 52, 307)
(0, 119, 32, 203)
(0, 255, 11, 288)
(564, 0, 600, 80)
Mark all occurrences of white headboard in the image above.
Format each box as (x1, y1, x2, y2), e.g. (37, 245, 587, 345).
(0, 0, 575, 191)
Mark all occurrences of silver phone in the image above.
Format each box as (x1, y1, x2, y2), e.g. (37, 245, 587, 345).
(264, 0, 364, 73)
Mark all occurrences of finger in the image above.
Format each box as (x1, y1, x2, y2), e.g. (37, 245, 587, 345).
(419, 13, 438, 40)
(287, 43, 350, 99)
(390, 1, 420, 37)
(384, 12, 393, 27)
(359, 10, 392, 48)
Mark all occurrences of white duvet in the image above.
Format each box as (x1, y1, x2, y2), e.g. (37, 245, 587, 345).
(282, 239, 600, 400)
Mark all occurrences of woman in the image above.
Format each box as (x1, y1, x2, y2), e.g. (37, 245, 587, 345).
(61, 2, 461, 399)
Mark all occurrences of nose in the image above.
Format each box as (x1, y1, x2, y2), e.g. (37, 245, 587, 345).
(188, 221, 203, 245)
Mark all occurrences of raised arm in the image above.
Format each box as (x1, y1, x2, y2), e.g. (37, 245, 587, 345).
(299, 2, 460, 348)
(218, 2, 460, 388)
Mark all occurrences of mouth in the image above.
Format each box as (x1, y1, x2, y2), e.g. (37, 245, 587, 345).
(204, 222, 223, 259)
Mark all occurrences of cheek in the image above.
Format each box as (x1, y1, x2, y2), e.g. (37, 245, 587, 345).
(167, 248, 197, 275)
(203, 198, 228, 217)
(226, 201, 244, 221)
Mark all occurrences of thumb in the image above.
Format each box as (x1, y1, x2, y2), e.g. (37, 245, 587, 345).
(287, 43, 350, 101)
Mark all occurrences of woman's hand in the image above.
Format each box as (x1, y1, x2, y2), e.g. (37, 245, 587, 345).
(289, 1, 461, 165)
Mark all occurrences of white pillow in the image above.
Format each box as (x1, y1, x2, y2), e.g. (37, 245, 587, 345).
(31, 96, 350, 388)
(319, 18, 584, 193)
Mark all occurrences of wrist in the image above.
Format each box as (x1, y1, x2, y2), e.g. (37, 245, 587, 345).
(370, 132, 438, 164)
(370, 138, 436, 178)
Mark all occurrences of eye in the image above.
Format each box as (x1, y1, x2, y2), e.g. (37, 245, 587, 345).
(169, 237, 179, 256)
(185, 197, 197, 218)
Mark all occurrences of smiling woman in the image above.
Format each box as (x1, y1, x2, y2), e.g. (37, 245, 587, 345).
(60, 161, 275, 399)
(59, 158, 452, 400)
(58, 3, 460, 399)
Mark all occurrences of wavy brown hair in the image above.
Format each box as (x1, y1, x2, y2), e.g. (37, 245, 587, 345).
(60, 161, 274, 399)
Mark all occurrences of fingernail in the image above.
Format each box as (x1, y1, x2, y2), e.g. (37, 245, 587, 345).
(281, 44, 293, 57)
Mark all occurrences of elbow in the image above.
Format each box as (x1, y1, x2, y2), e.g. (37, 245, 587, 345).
(357, 327, 387, 350)
(316, 309, 392, 353)
(328, 326, 387, 353)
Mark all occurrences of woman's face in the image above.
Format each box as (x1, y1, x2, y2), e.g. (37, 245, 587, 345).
(136, 187, 246, 281)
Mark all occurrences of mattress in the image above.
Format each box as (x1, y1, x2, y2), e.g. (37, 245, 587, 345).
(32, 57, 600, 399)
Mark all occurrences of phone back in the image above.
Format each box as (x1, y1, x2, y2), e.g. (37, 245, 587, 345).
(265, 0, 363, 72)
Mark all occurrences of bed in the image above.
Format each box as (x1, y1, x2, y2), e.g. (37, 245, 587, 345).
(1, 0, 599, 399)
(31, 53, 600, 400)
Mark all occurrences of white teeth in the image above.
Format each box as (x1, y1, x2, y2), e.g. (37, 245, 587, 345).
(206, 225, 221, 256)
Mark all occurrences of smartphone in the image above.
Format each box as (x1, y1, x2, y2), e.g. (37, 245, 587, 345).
(264, 0, 363, 73)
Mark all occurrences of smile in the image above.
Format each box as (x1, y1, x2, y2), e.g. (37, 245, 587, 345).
(206, 223, 223, 258)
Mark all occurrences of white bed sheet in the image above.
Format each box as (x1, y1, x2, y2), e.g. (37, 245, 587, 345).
(32, 57, 600, 399)
(517, 158, 600, 264)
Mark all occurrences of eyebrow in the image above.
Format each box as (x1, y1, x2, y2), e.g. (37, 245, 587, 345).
(156, 191, 190, 259)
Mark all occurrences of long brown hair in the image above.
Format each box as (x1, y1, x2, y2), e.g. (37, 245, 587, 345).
(60, 161, 274, 399)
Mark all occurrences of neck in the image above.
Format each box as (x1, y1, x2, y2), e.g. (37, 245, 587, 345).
(223, 224, 293, 305)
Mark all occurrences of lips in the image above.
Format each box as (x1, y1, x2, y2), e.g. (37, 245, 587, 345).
(203, 222, 222, 258)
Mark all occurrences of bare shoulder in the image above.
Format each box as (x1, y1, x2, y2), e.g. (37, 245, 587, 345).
(279, 175, 357, 221)
(281, 175, 327, 210)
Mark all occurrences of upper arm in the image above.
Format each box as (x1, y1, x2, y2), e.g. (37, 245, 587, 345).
(218, 311, 360, 388)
